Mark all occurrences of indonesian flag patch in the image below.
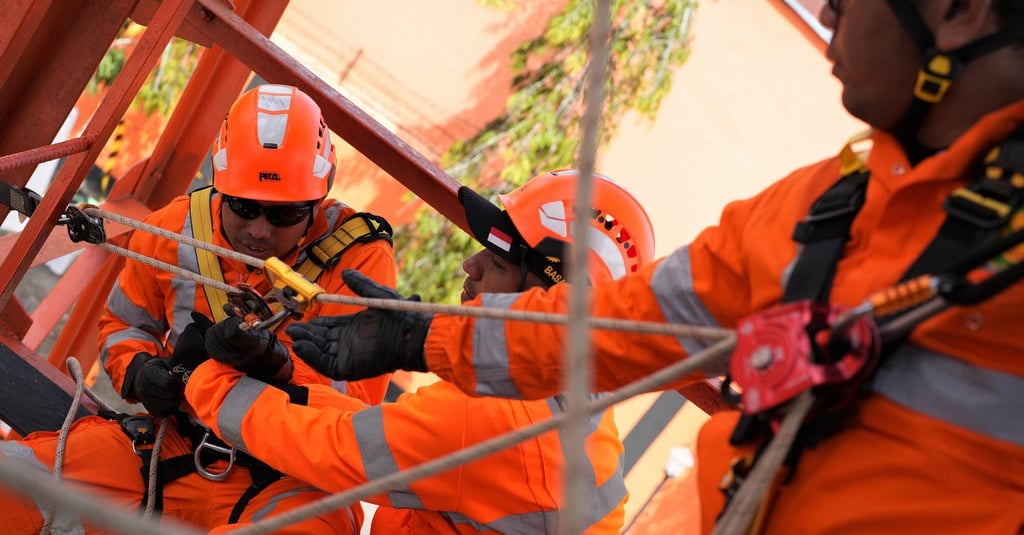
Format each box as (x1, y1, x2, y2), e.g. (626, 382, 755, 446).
(487, 227, 513, 252)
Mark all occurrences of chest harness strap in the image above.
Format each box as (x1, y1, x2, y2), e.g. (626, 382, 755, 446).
(719, 125, 1024, 526)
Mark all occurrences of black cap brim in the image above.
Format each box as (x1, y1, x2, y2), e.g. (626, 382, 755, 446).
(458, 186, 524, 263)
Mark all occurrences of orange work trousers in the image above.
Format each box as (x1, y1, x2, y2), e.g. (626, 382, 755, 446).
(0, 415, 360, 534)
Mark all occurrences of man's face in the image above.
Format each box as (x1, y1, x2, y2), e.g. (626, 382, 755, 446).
(820, 0, 921, 130)
(460, 249, 546, 303)
(220, 196, 313, 260)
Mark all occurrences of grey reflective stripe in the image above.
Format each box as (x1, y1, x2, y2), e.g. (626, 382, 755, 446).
(330, 379, 348, 395)
(548, 394, 627, 531)
(650, 246, 727, 376)
(470, 293, 522, 398)
(352, 406, 423, 509)
(99, 327, 163, 366)
(171, 209, 203, 343)
(443, 509, 557, 535)
(216, 376, 271, 455)
(870, 345, 1024, 446)
(101, 284, 166, 365)
(0, 442, 85, 534)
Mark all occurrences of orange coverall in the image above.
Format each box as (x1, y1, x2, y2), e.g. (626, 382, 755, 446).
(185, 359, 628, 534)
(0, 192, 395, 534)
(422, 100, 1024, 534)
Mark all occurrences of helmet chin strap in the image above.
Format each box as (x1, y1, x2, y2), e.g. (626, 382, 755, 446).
(886, 0, 1024, 143)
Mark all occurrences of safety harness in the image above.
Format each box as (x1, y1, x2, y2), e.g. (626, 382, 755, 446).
(116, 186, 391, 520)
(719, 123, 1024, 523)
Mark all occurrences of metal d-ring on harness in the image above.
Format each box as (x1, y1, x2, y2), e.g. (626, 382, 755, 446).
(193, 431, 237, 482)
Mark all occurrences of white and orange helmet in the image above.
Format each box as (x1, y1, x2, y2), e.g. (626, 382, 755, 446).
(212, 84, 335, 202)
(460, 169, 655, 285)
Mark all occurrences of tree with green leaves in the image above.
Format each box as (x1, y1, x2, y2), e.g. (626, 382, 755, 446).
(90, 22, 203, 116)
(395, 0, 696, 302)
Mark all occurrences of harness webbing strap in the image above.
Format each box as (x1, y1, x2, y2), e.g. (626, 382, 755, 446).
(190, 187, 230, 323)
(296, 212, 393, 282)
(784, 136, 872, 304)
(0, 182, 41, 219)
(786, 172, 870, 303)
(903, 126, 1024, 281)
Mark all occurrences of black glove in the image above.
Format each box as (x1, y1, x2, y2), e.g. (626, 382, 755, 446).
(122, 354, 181, 418)
(168, 312, 215, 383)
(285, 269, 431, 381)
(204, 315, 292, 383)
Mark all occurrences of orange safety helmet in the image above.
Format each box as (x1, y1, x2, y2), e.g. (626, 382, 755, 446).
(212, 84, 335, 202)
(460, 169, 655, 285)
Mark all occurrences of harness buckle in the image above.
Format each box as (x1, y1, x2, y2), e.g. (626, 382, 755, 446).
(119, 416, 156, 455)
(194, 431, 236, 481)
(944, 183, 1016, 229)
(792, 172, 869, 243)
(914, 49, 960, 103)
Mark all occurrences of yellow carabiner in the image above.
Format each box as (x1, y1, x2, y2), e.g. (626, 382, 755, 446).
(263, 257, 325, 318)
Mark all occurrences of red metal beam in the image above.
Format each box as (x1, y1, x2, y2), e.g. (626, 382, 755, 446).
(193, 0, 469, 233)
(0, 0, 195, 316)
(0, 0, 136, 198)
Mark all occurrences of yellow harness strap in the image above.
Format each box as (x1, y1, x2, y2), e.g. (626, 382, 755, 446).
(188, 189, 391, 322)
(296, 213, 392, 281)
(189, 188, 230, 322)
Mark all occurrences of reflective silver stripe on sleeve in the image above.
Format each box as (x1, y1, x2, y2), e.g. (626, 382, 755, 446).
(351, 406, 424, 509)
(101, 283, 165, 365)
(216, 376, 271, 455)
(870, 344, 1024, 447)
(470, 293, 522, 398)
(0, 442, 85, 534)
(650, 246, 727, 376)
(548, 394, 627, 531)
(99, 328, 163, 366)
(170, 214, 202, 346)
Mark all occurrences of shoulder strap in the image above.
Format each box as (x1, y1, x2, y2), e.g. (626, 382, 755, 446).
(189, 187, 230, 322)
(901, 124, 1024, 280)
(296, 212, 393, 282)
(783, 137, 872, 303)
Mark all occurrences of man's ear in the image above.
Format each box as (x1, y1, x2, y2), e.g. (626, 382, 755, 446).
(933, 0, 1001, 51)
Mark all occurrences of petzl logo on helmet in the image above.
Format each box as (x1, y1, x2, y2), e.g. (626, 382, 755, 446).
(487, 227, 513, 252)
(259, 172, 281, 182)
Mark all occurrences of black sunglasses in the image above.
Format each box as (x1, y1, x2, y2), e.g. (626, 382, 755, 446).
(224, 195, 314, 227)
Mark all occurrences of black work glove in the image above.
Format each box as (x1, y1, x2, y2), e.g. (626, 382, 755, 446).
(168, 312, 215, 383)
(122, 354, 181, 418)
(286, 269, 431, 381)
(204, 315, 292, 383)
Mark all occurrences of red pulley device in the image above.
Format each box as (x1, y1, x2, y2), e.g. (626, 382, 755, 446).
(729, 301, 881, 414)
